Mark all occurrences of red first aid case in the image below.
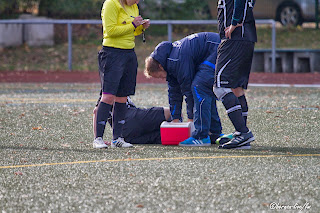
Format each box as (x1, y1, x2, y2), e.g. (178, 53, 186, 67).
(160, 121, 195, 145)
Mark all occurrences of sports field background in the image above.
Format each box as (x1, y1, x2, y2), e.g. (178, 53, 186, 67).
(0, 83, 319, 212)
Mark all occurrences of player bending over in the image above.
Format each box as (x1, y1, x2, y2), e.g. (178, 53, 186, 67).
(145, 32, 223, 147)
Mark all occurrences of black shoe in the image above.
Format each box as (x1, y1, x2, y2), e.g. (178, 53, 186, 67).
(209, 133, 224, 144)
(218, 131, 254, 149)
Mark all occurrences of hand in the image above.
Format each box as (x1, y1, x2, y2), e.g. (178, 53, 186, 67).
(142, 19, 150, 29)
(132, 16, 143, 27)
(172, 119, 181, 123)
(224, 23, 242, 39)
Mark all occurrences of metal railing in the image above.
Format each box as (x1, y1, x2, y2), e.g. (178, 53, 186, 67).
(0, 19, 277, 72)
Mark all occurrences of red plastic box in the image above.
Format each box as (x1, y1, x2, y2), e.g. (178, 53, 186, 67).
(160, 121, 195, 145)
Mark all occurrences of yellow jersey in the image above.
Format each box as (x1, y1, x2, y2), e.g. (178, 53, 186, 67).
(101, 0, 144, 49)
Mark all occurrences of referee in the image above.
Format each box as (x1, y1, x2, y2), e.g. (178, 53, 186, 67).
(94, 0, 150, 149)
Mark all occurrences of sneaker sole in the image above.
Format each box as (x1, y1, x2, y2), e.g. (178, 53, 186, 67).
(179, 143, 211, 147)
(234, 145, 251, 150)
(218, 137, 255, 149)
(93, 145, 108, 149)
(111, 145, 134, 148)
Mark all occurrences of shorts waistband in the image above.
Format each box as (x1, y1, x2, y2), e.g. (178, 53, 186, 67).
(102, 46, 134, 52)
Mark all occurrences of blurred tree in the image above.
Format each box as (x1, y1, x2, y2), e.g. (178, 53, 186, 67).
(0, 0, 20, 18)
(19, 0, 39, 13)
(140, 0, 211, 20)
(38, 0, 102, 19)
(0, 0, 211, 20)
(184, 0, 211, 20)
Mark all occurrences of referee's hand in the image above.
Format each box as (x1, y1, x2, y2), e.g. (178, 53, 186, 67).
(133, 16, 143, 26)
(142, 19, 150, 29)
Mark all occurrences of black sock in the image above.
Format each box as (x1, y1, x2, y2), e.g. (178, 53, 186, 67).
(96, 102, 113, 138)
(222, 93, 249, 133)
(112, 102, 127, 140)
(238, 95, 248, 125)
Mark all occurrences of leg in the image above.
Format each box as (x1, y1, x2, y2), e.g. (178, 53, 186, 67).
(110, 96, 134, 148)
(180, 57, 222, 146)
(126, 130, 161, 144)
(232, 88, 248, 126)
(111, 49, 137, 148)
(93, 102, 113, 139)
(122, 107, 167, 143)
(95, 47, 119, 141)
(209, 95, 223, 143)
(191, 85, 213, 139)
(112, 96, 128, 140)
(93, 106, 97, 138)
(214, 87, 254, 149)
(214, 87, 248, 133)
(214, 40, 254, 149)
(179, 84, 213, 147)
(93, 93, 114, 149)
(95, 93, 114, 138)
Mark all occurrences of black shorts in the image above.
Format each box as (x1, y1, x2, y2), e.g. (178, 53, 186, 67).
(215, 40, 254, 89)
(122, 107, 165, 142)
(98, 46, 138, 97)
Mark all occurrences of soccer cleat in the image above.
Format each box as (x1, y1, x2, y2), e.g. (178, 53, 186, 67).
(210, 133, 224, 144)
(93, 137, 108, 149)
(111, 137, 133, 148)
(215, 131, 240, 145)
(218, 131, 255, 149)
(179, 136, 211, 147)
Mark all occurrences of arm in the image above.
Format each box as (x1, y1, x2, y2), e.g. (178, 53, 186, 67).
(177, 55, 195, 120)
(225, 0, 246, 39)
(134, 19, 150, 36)
(134, 25, 144, 36)
(232, 0, 247, 26)
(168, 77, 183, 121)
(184, 92, 194, 120)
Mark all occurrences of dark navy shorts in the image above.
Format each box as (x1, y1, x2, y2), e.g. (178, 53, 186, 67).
(215, 40, 254, 89)
(123, 107, 165, 142)
(98, 46, 138, 97)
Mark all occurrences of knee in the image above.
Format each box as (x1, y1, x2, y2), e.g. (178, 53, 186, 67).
(93, 106, 98, 114)
(213, 87, 233, 101)
(114, 96, 127, 103)
(232, 88, 245, 97)
(101, 94, 115, 104)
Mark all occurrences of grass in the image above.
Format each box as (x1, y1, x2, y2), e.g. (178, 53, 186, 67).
(0, 24, 319, 72)
(0, 83, 319, 212)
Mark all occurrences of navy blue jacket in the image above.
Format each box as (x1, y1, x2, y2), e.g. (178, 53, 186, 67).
(150, 32, 220, 120)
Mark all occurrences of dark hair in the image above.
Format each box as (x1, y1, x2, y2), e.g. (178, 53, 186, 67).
(144, 56, 161, 78)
